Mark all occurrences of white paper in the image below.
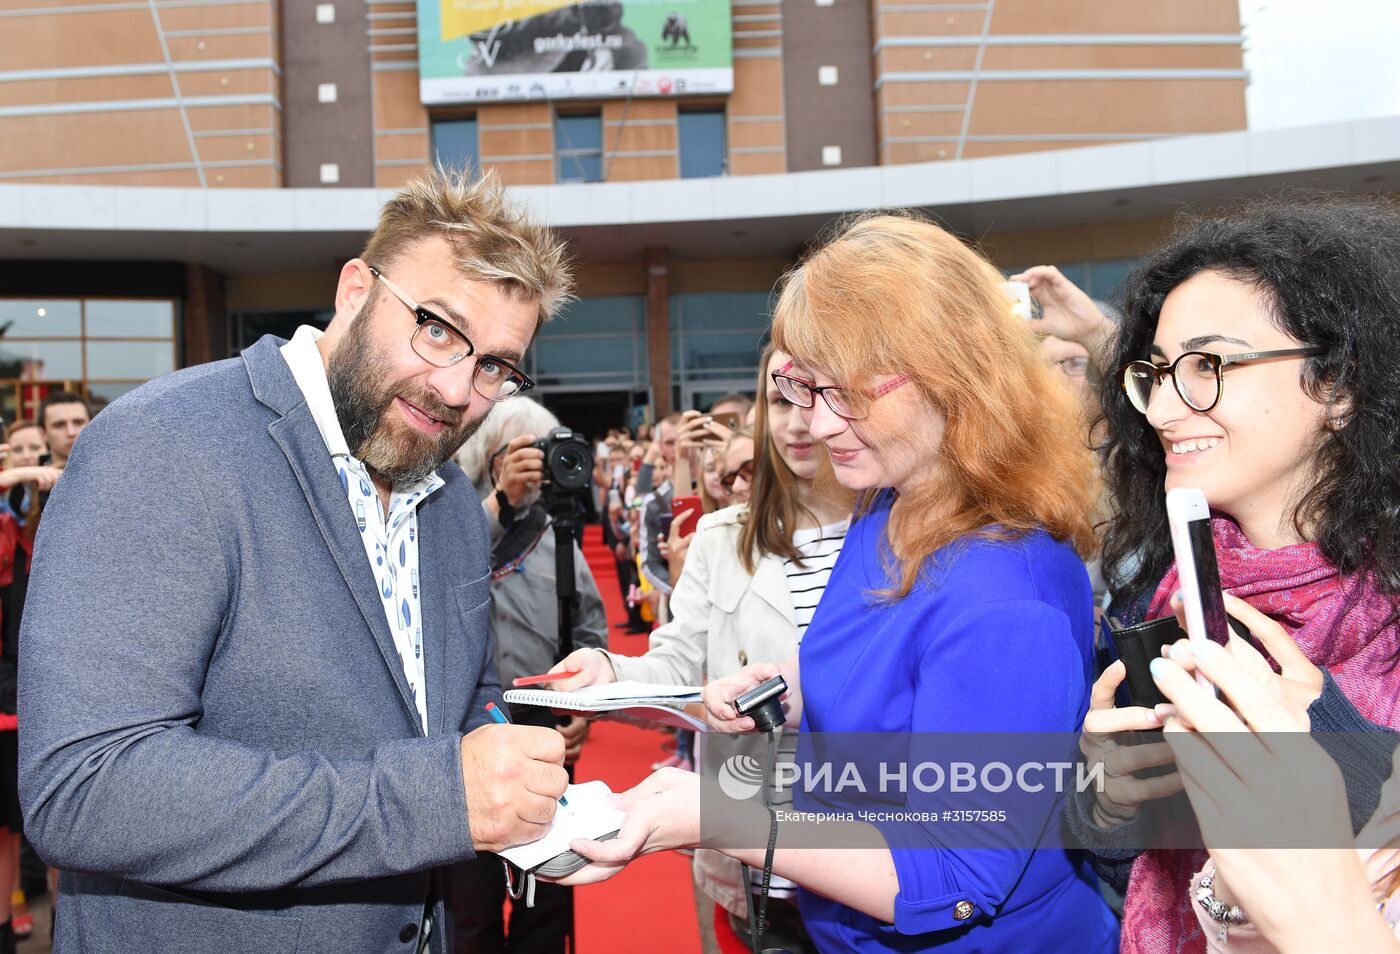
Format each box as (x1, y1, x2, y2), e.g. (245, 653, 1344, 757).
(496, 780, 626, 871)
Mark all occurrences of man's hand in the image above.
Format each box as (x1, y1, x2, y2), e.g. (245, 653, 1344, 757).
(0, 465, 62, 491)
(460, 723, 567, 853)
(495, 434, 545, 508)
(676, 410, 728, 454)
(558, 715, 590, 766)
(1009, 265, 1116, 358)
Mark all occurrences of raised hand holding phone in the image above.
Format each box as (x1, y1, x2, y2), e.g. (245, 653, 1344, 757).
(1166, 488, 1228, 693)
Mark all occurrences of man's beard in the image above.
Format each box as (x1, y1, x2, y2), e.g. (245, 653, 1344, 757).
(326, 318, 484, 485)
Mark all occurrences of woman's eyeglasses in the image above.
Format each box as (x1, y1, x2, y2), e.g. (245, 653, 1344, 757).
(719, 460, 753, 493)
(1119, 347, 1322, 415)
(369, 266, 536, 403)
(770, 370, 911, 421)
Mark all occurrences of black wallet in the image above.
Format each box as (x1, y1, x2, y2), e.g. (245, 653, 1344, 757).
(1106, 615, 1185, 711)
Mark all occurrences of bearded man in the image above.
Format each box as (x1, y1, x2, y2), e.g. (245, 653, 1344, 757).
(18, 170, 573, 954)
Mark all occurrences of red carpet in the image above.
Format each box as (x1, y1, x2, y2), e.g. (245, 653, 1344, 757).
(566, 525, 702, 954)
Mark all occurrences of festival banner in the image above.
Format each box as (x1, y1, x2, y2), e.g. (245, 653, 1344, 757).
(417, 0, 734, 105)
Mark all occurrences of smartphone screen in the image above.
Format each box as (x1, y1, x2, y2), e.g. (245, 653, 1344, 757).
(1186, 516, 1229, 644)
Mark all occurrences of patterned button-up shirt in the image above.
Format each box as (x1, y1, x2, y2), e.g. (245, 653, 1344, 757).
(281, 326, 442, 734)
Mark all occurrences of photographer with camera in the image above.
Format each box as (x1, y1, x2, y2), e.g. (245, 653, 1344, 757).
(452, 398, 608, 954)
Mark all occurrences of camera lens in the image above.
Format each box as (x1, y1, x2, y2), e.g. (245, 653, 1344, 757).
(546, 436, 593, 492)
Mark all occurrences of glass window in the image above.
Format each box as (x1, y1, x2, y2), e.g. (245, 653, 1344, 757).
(231, 310, 333, 352)
(671, 292, 773, 381)
(532, 338, 639, 378)
(542, 296, 645, 337)
(1085, 259, 1135, 302)
(674, 330, 767, 374)
(85, 341, 175, 379)
(0, 297, 177, 406)
(433, 118, 479, 171)
(86, 300, 175, 337)
(86, 381, 141, 409)
(669, 292, 772, 333)
(529, 296, 646, 388)
(679, 110, 726, 179)
(0, 341, 83, 380)
(556, 112, 603, 183)
(0, 300, 81, 338)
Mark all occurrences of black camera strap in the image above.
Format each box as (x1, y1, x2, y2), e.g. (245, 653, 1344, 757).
(740, 729, 781, 954)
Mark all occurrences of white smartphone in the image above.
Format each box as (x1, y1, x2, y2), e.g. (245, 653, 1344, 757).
(1000, 280, 1045, 322)
(1166, 487, 1228, 692)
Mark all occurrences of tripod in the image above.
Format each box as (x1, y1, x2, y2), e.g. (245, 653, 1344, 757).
(542, 489, 587, 952)
(544, 490, 584, 662)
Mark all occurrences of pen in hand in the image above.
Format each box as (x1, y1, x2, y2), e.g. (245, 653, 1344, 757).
(485, 701, 569, 808)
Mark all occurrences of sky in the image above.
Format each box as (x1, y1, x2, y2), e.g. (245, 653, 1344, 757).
(1241, 0, 1400, 129)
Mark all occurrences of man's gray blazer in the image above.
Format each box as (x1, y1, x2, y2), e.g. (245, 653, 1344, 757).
(19, 336, 503, 953)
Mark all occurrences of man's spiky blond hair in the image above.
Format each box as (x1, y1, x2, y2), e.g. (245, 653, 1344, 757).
(361, 167, 573, 325)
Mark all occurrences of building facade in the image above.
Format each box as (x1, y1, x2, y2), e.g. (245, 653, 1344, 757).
(0, 0, 1247, 188)
(1, 0, 1393, 434)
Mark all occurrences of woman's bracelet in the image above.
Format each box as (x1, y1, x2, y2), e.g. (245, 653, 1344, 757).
(1196, 873, 1249, 943)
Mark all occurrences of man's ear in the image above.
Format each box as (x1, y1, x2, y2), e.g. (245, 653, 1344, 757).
(332, 258, 374, 327)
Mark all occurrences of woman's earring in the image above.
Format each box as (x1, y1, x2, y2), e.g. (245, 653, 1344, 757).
(1328, 416, 1348, 431)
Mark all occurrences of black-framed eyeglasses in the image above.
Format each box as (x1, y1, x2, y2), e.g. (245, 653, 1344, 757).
(770, 368, 912, 422)
(719, 459, 753, 493)
(368, 265, 536, 403)
(1120, 347, 1322, 415)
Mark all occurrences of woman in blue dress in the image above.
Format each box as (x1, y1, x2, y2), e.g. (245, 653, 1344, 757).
(560, 213, 1119, 953)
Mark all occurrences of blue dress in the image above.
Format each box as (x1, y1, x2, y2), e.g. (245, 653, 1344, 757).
(793, 493, 1120, 952)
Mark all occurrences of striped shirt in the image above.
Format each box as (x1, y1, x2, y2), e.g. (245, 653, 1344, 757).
(784, 520, 849, 639)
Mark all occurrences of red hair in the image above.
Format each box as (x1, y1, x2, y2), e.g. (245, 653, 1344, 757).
(771, 213, 1098, 599)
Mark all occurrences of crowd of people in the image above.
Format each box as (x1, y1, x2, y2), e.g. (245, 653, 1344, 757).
(0, 392, 92, 951)
(3, 167, 1400, 954)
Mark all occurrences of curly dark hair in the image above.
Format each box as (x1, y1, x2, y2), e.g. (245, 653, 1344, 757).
(1098, 196, 1400, 603)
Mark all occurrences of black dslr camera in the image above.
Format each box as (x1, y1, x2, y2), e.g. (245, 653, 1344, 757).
(530, 427, 594, 496)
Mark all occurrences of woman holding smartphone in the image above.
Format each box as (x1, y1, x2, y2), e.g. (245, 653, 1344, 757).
(557, 214, 1119, 953)
(551, 343, 852, 950)
(1071, 199, 1400, 954)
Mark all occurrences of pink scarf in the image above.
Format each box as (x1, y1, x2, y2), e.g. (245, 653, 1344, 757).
(1120, 516, 1400, 954)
